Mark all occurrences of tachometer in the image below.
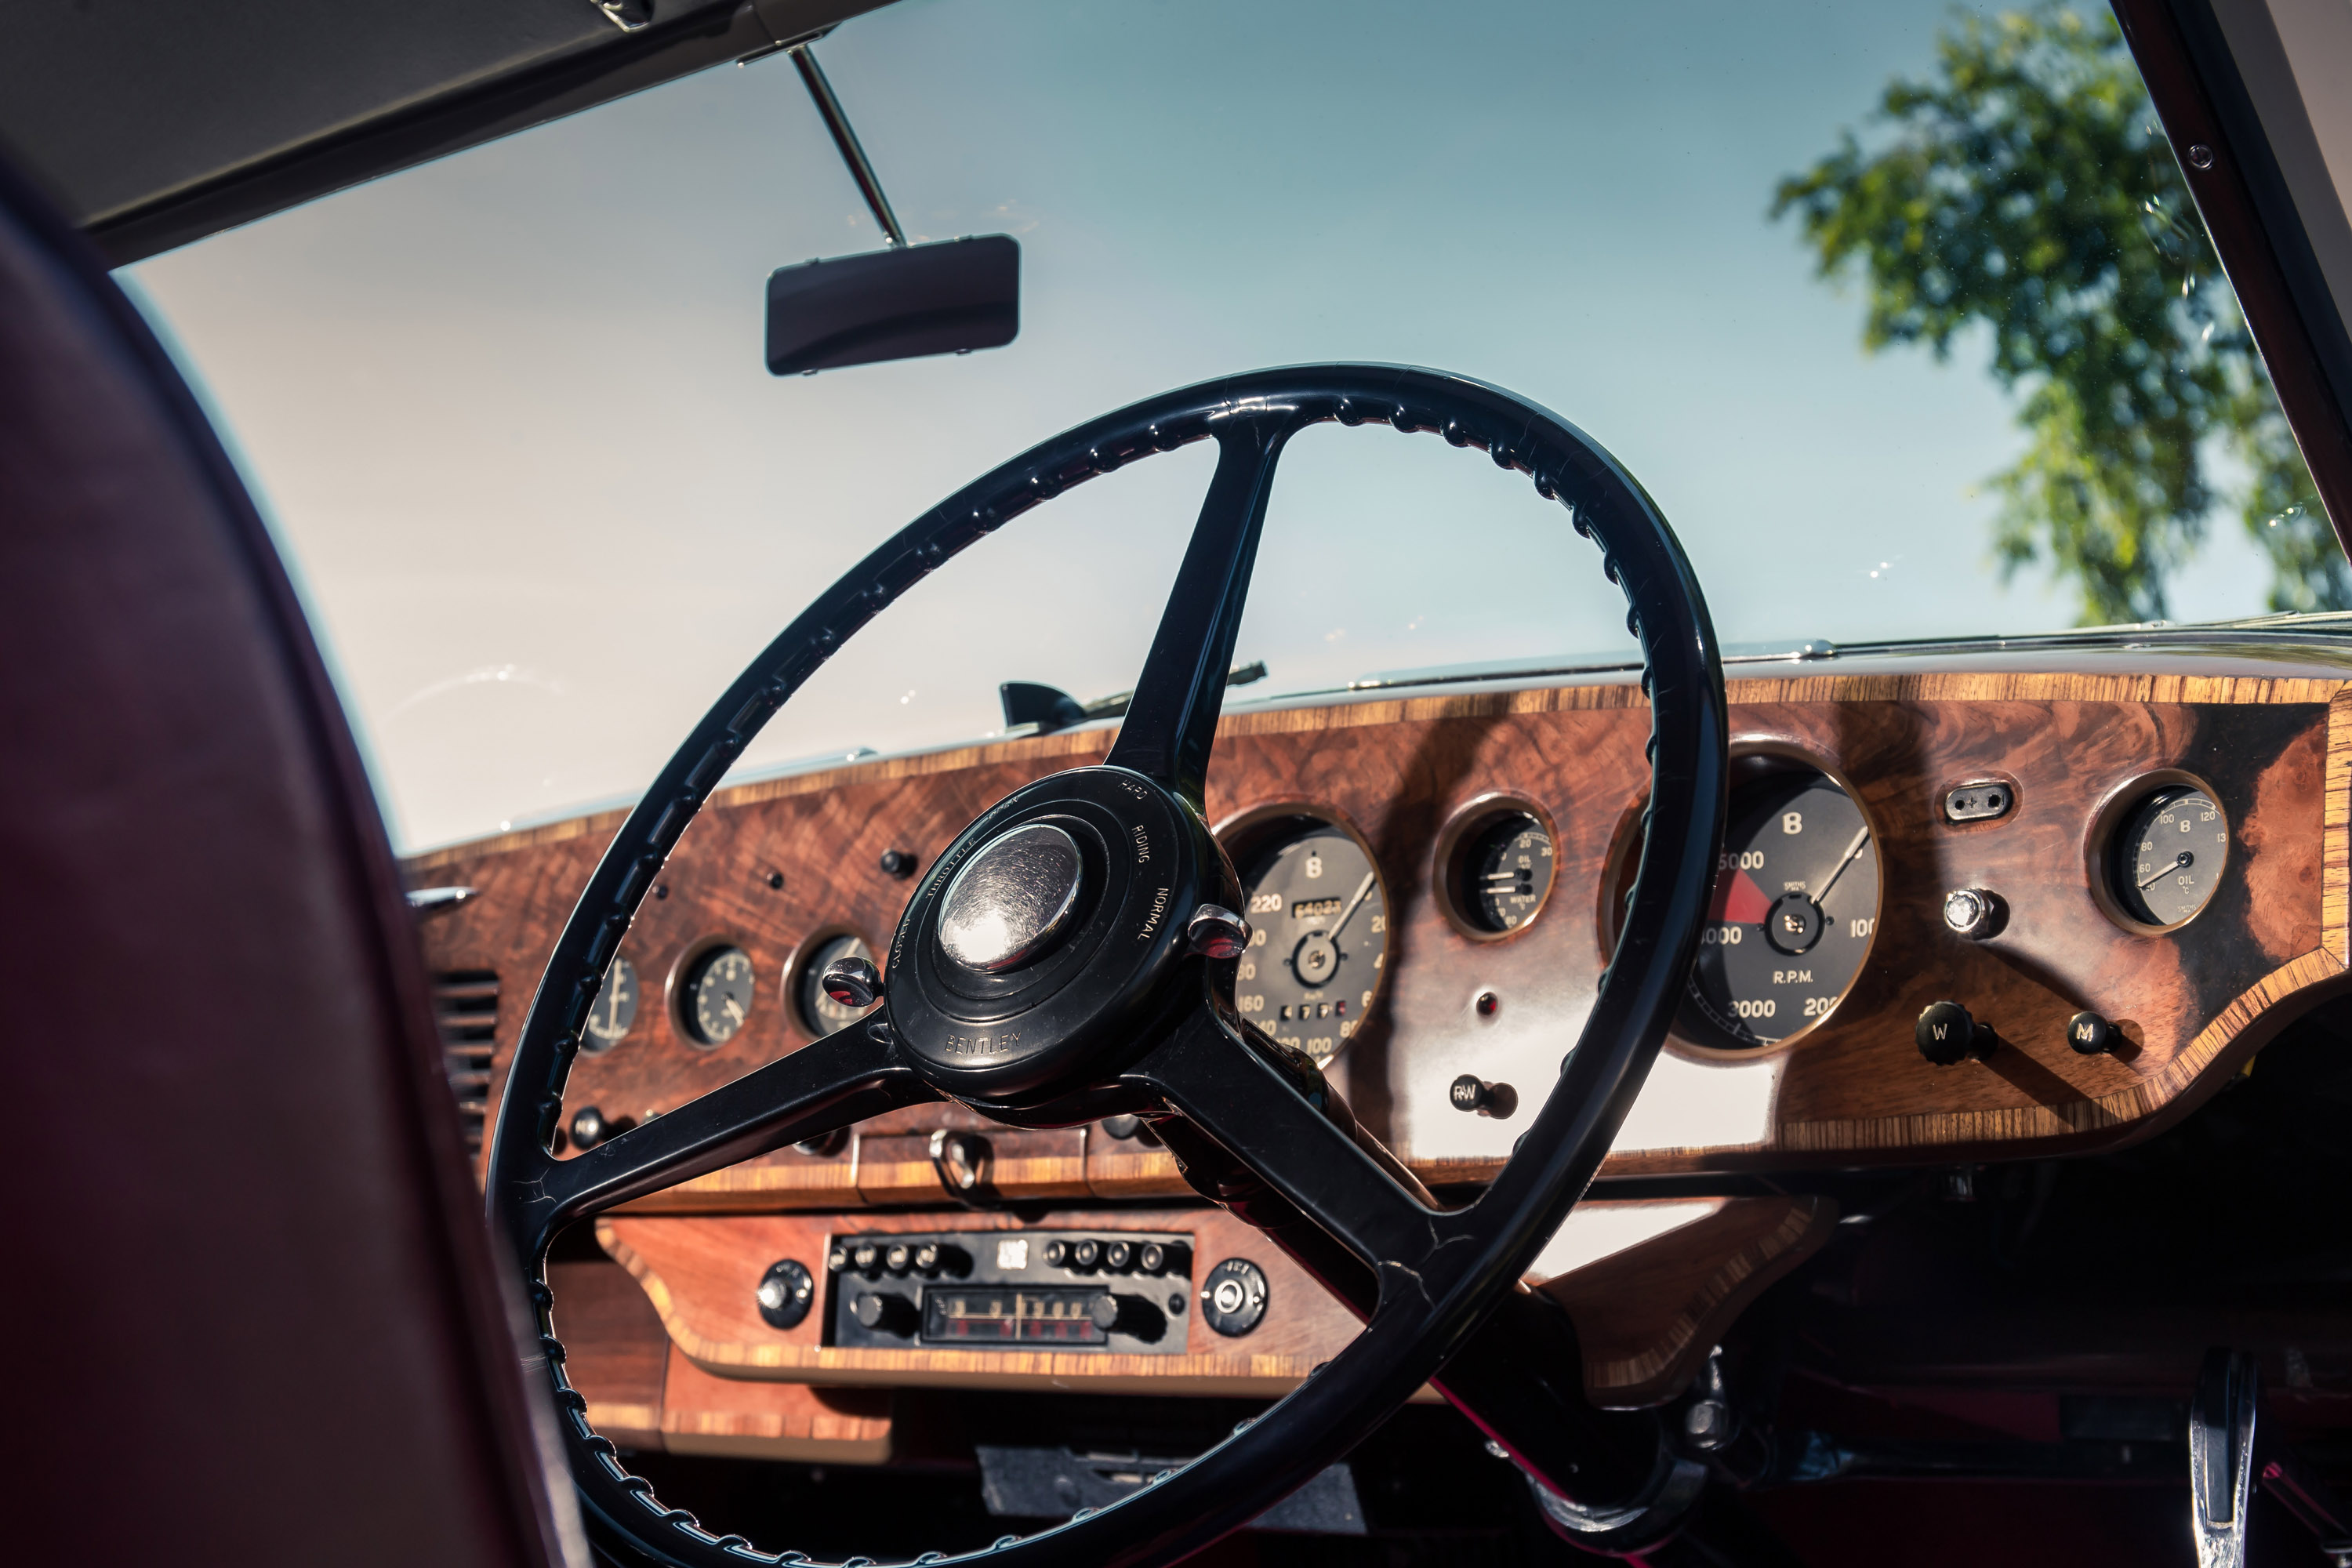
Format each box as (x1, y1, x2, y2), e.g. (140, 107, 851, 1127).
(1232, 828, 1388, 1066)
(1685, 771, 1878, 1049)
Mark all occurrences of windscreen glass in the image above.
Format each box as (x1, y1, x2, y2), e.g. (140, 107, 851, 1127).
(125, 0, 2331, 849)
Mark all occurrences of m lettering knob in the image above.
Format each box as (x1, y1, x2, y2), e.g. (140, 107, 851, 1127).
(2067, 1011, 2117, 1056)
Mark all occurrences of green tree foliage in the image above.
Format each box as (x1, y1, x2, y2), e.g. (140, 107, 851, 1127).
(1772, 2, 2339, 623)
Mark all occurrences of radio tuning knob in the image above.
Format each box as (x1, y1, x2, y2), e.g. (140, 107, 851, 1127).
(851, 1290, 916, 1336)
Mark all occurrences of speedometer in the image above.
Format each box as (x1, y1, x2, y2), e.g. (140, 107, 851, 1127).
(1684, 771, 1878, 1050)
(1232, 827, 1388, 1066)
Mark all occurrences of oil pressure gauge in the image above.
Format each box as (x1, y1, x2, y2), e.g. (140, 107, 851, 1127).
(2111, 784, 2227, 927)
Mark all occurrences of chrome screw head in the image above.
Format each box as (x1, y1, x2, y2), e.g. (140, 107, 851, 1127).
(1942, 887, 2000, 938)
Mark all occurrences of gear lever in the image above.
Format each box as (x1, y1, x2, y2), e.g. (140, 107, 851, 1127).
(2190, 1348, 2260, 1568)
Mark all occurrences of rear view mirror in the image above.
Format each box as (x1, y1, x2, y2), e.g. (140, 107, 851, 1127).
(765, 235, 1019, 376)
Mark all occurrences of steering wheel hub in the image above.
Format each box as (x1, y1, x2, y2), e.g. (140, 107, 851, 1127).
(886, 766, 1230, 1102)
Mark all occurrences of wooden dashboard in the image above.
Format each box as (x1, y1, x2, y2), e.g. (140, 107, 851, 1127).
(410, 654, 2352, 1197)
(408, 648, 2352, 1419)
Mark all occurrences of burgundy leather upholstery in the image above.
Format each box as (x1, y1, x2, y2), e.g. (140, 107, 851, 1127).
(0, 158, 575, 1565)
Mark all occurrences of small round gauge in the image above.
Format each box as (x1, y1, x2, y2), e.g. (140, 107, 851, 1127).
(1232, 827, 1388, 1066)
(581, 956, 637, 1053)
(1686, 771, 1879, 1050)
(796, 932, 879, 1036)
(682, 945, 756, 1047)
(2112, 784, 2228, 927)
(1461, 813, 1555, 934)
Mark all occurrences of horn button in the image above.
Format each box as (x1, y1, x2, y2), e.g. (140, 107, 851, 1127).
(938, 822, 1085, 973)
(887, 767, 1214, 1102)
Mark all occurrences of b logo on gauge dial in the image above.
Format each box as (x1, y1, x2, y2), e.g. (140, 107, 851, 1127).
(1685, 771, 1879, 1049)
(1230, 827, 1388, 1066)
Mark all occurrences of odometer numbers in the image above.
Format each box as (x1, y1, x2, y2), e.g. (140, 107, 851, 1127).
(1231, 828, 1388, 1066)
(1684, 772, 1878, 1050)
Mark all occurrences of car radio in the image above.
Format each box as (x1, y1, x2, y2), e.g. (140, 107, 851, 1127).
(826, 1231, 1197, 1354)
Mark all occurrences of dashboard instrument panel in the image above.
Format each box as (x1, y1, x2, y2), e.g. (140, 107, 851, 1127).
(408, 655, 2351, 1200)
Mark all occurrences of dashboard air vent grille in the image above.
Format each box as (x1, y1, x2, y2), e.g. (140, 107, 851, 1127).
(432, 969, 499, 1155)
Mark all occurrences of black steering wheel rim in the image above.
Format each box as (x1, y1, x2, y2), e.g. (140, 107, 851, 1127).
(487, 364, 1728, 1566)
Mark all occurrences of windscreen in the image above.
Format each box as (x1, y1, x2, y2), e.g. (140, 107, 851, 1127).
(125, 0, 2333, 850)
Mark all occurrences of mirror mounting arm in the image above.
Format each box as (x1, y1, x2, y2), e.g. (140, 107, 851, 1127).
(789, 42, 908, 249)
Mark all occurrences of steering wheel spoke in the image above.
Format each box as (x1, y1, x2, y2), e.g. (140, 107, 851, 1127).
(509, 1023, 935, 1255)
(1129, 1005, 1446, 1278)
(1104, 414, 1297, 804)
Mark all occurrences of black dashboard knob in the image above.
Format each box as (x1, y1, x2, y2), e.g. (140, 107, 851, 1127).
(2067, 1011, 2117, 1056)
(851, 1290, 915, 1335)
(755, 1259, 815, 1330)
(1916, 1000, 1995, 1065)
(568, 1106, 609, 1149)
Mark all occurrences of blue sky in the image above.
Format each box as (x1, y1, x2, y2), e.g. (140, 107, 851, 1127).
(126, 0, 2280, 849)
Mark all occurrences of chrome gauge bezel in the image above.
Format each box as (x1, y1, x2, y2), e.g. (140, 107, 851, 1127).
(1433, 792, 1561, 943)
(1212, 800, 1392, 1068)
(2086, 768, 2231, 936)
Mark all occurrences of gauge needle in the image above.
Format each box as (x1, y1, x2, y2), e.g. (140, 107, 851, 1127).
(1813, 826, 1872, 908)
(724, 996, 746, 1023)
(2138, 851, 2192, 890)
(1329, 871, 1379, 939)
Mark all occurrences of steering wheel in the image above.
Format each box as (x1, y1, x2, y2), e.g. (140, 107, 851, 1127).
(487, 365, 1728, 1566)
